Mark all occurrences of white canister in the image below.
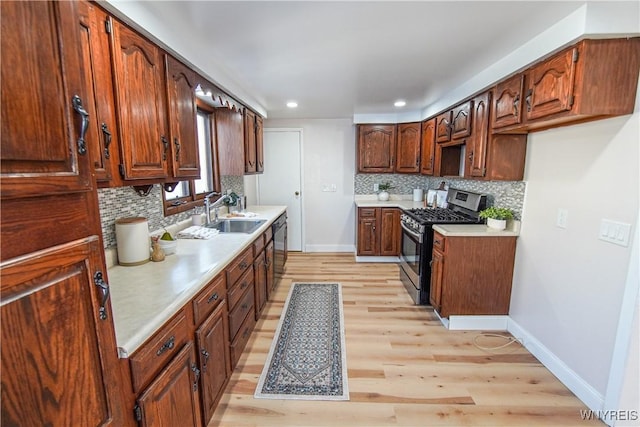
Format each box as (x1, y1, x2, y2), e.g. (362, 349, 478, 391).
(115, 217, 150, 266)
(413, 189, 424, 202)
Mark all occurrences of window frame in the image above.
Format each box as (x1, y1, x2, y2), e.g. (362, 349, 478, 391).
(162, 100, 221, 216)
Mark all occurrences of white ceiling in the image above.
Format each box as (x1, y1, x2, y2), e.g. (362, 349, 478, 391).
(120, 1, 620, 119)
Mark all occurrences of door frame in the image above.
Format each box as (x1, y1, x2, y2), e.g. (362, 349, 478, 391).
(259, 128, 305, 252)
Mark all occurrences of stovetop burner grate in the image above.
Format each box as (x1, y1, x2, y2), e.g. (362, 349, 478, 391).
(404, 207, 478, 224)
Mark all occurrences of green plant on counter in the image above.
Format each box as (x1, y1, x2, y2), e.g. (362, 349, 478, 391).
(479, 206, 514, 220)
(378, 182, 394, 192)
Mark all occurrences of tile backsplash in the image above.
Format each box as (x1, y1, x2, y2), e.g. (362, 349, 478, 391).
(98, 174, 245, 248)
(354, 174, 526, 219)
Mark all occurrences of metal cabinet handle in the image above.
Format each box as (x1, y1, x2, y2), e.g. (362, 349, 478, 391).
(93, 271, 110, 320)
(191, 363, 200, 392)
(161, 136, 169, 160)
(101, 123, 112, 159)
(72, 95, 89, 155)
(525, 89, 533, 112)
(207, 292, 219, 304)
(513, 95, 520, 118)
(201, 349, 210, 371)
(239, 261, 248, 270)
(155, 336, 175, 356)
(174, 137, 181, 161)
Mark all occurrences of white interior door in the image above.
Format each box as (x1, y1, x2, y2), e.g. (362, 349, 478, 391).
(258, 129, 303, 251)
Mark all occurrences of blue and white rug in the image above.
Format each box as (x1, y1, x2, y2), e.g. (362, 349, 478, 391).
(254, 282, 349, 401)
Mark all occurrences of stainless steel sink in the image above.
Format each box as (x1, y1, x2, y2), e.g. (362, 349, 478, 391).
(206, 219, 266, 234)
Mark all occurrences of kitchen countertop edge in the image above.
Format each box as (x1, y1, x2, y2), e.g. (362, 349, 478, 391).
(433, 220, 521, 237)
(107, 205, 286, 358)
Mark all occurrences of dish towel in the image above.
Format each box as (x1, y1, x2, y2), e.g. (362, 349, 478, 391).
(177, 226, 219, 240)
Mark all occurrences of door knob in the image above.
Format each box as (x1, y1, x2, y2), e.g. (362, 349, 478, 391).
(295, 191, 300, 196)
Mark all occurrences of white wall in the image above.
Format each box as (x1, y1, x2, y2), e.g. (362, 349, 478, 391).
(510, 111, 639, 406)
(254, 119, 356, 252)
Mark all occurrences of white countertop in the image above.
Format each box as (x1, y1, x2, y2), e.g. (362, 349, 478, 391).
(107, 205, 286, 358)
(354, 194, 426, 209)
(433, 220, 521, 237)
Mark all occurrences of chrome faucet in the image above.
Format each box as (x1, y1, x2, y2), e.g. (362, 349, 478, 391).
(203, 192, 231, 225)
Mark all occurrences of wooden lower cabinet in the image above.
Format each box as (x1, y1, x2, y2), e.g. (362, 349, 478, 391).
(357, 207, 400, 256)
(195, 302, 230, 423)
(254, 250, 268, 319)
(135, 342, 202, 427)
(430, 231, 516, 318)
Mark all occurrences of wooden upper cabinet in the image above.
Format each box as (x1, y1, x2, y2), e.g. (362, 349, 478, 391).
(256, 115, 264, 173)
(467, 92, 490, 178)
(78, 1, 119, 184)
(395, 122, 421, 173)
(1, 1, 92, 199)
(357, 124, 396, 173)
(450, 100, 473, 140)
(216, 108, 245, 176)
(1, 237, 123, 426)
(435, 111, 452, 143)
(166, 56, 200, 179)
(110, 19, 169, 180)
(244, 109, 257, 174)
(492, 74, 524, 130)
(420, 119, 436, 175)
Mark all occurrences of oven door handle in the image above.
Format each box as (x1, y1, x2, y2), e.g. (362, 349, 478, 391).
(401, 222, 424, 244)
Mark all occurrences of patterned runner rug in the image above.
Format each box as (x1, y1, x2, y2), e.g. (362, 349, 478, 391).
(254, 282, 349, 400)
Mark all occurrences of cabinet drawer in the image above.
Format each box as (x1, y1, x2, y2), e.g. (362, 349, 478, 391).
(230, 311, 257, 369)
(228, 284, 255, 340)
(359, 208, 377, 218)
(226, 247, 253, 287)
(264, 227, 273, 243)
(129, 309, 190, 393)
(228, 265, 254, 310)
(253, 234, 265, 256)
(433, 232, 446, 252)
(192, 273, 226, 326)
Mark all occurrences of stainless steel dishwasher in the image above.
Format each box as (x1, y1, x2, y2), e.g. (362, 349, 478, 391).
(272, 213, 287, 286)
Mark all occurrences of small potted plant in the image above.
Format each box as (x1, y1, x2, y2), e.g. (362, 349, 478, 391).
(377, 182, 394, 201)
(479, 206, 514, 230)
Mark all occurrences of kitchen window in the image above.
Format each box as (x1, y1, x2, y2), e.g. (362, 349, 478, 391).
(163, 102, 221, 215)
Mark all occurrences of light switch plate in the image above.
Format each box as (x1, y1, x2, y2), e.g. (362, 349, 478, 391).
(322, 184, 337, 192)
(599, 219, 632, 247)
(556, 208, 568, 228)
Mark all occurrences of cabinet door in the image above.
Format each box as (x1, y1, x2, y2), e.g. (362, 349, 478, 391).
(244, 109, 257, 174)
(380, 208, 400, 256)
(450, 101, 473, 140)
(435, 111, 452, 143)
(166, 56, 200, 179)
(265, 240, 274, 300)
(78, 1, 119, 184)
(420, 119, 436, 175)
(357, 124, 396, 173)
(395, 123, 421, 173)
(110, 20, 169, 180)
(524, 47, 578, 121)
(137, 342, 202, 427)
(1, 238, 123, 426)
(357, 208, 379, 256)
(429, 248, 444, 313)
(216, 108, 245, 176)
(492, 74, 524, 129)
(1, 1, 92, 199)
(467, 92, 491, 178)
(256, 115, 264, 173)
(196, 302, 230, 424)
(254, 250, 268, 319)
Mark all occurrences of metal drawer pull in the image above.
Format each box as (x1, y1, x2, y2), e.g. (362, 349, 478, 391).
(207, 292, 219, 304)
(156, 336, 175, 356)
(239, 261, 248, 269)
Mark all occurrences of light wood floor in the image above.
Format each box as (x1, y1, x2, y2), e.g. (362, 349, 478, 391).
(208, 253, 603, 426)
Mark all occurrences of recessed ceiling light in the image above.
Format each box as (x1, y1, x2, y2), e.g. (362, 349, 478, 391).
(394, 100, 406, 107)
(286, 101, 298, 108)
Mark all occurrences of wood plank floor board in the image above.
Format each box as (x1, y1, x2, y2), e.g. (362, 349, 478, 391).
(208, 253, 603, 426)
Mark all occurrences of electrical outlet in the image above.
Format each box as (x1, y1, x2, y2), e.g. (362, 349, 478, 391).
(599, 219, 631, 247)
(373, 183, 379, 192)
(556, 208, 568, 228)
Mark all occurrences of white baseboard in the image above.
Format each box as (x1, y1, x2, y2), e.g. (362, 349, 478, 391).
(507, 318, 604, 412)
(448, 315, 509, 330)
(354, 255, 400, 263)
(304, 244, 355, 252)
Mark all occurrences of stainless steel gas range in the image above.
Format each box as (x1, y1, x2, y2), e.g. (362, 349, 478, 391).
(399, 188, 487, 305)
